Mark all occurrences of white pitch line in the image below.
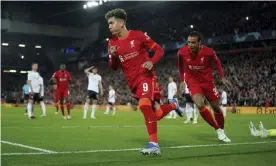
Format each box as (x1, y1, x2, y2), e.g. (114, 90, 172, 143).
(2, 141, 276, 156)
(1, 140, 57, 153)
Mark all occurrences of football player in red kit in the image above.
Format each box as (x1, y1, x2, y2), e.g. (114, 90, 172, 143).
(106, 8, 183, 155)
(178, 31, 232, 142)
(51, 64, 72, 120)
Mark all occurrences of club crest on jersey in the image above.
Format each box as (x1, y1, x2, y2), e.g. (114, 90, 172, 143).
(130, 40, 135, 48)
(201, 57, 204, 63)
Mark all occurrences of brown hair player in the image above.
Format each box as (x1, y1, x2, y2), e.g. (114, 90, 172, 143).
(105, 8, 184, 155)
(178, 31, 233, 142)
(50, 64, 72, 120)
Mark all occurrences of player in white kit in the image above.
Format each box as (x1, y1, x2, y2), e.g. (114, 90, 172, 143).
(38, 76, 47, 117)
(27, 63, 41, 119)
(104, 85, 116, 115)
(167, 77, 178, 119)
(220, 89, 227, 117)
(83, 66, 103, 119)
(182, 81, 198, 124)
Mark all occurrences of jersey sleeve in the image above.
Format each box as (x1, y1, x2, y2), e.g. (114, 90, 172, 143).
(98, 75, 102, 82)
(210, 49, 224, 79)
(39, 77, 44, 85)
(52, 72, 58, 79)
(137, 31, 164, 64)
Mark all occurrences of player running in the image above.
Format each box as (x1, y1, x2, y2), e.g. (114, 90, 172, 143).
(51, 64, 72, 120)
(178, 31, 232, 142)
(104, 85, 116, 115)
(106, 8, 183, 155)
(249, 122, 276, 138)
(83, 66, 103, 119)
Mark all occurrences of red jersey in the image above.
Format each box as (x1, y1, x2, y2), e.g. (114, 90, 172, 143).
(108, 30, 164, 90)
(178, 45, 224, 83)
(52, 70, 71, 91)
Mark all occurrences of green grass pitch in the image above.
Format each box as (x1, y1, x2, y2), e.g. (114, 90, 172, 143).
(1, 107, 276, 166)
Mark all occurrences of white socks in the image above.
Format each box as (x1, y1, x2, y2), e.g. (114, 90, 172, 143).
(112, 107, 116, 115)
(105, 106, 110, 114)
(185, 103, 193, 121)
(27, 103, 32, 118)
(91, 104, 96, 118)
(40, 101, 46, 116)
(83, 102, 89, 118)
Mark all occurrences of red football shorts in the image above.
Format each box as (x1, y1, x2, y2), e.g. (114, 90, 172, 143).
(132, 77, 155, 100)
(57, 89, 69, 100)
(187, 81, 220, 102)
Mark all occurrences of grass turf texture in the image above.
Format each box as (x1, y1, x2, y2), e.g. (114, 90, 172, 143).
(1, 107, 276, 166)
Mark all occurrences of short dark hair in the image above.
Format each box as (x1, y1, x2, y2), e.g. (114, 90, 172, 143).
(105, 8, 127, 22)
(32, 62, 38, 66)
(189, 31, 202, 41)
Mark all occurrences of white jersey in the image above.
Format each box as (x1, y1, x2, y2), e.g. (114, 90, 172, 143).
(39, 76, 44, 96)
(108, 89, 116, 103)
(27, 71, 41, 93)
(87, 73, 102, 93)
(184, 81, 190, 94)
(221, 91, 227, 105)
(168, 82, 177, 100)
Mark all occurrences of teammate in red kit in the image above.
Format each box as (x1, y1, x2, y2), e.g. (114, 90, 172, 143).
(51, 64, 72, 120)
(178, 31, 232, 142)
(105, 8, 183, 155)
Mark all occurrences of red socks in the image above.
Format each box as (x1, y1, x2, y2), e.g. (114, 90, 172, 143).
(155, 104, 176, 121)
(214, 111, 224, 129)
(199, 107, 220, 130)
(60, 105, 65, 116)
(139, 99, 158, 143)
(66, 102, 71, 116)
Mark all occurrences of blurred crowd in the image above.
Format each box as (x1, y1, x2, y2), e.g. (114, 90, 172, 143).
(130, 1, 276, 43)
(2, 51, 276, 107)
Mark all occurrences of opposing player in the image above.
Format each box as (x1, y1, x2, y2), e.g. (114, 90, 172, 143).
(26, 63, 41, 119)
(178, 31, 232, 142)
(51, 64, 72, 120)
(167, 76, 178, 119)
(22, 81, 30, 115)
(83, 66, 103, 119)
(104, 85, 116, 115)
(219, 89, 227, 117)
(106, 8, 183, 155)
(249, 122, 276, 138)
(38, 75, 46, 117)
(182, 79, 197, 124)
